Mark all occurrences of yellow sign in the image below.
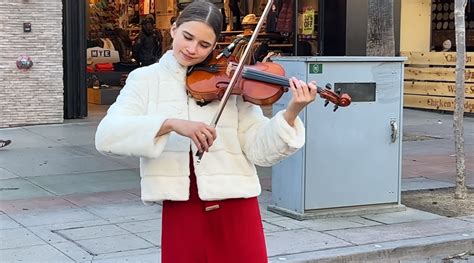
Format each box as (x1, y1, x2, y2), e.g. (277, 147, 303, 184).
(302, 10, 314, 35)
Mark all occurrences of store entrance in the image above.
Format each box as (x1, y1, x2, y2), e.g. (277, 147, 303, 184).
(63, 0, 87, 119)
(65, 0, 328, 119)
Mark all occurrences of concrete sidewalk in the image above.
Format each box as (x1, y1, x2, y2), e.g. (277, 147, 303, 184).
(0, 108, 472, 262)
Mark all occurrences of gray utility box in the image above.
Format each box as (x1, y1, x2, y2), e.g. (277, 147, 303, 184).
(269, 56, 406, 220)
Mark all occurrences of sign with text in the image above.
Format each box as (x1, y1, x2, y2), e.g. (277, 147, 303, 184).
(87, 47, 120, 65)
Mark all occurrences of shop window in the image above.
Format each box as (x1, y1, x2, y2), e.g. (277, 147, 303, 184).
(431, 0, 474, 51)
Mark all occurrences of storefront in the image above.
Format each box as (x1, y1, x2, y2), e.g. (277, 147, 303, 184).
(2, 0, 408, 127)
(400, 0, 474, 112)
(79, 0, 321, 117)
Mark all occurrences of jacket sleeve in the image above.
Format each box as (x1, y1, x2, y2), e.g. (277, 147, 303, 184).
(95, 69, 170, 158)
(237, 98, 305, 167)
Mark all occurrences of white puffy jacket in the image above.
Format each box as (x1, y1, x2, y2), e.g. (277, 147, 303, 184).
(95, 50, 305, 202)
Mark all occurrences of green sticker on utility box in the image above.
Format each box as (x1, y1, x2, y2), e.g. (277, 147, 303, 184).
(309, 63, 323, 74)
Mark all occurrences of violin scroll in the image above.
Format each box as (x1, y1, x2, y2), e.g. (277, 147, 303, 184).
(317, 83, 351, 112)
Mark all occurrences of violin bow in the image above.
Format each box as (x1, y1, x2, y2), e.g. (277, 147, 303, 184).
(196, 0, 275, 163)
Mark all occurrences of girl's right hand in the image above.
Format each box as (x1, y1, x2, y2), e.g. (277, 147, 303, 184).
(157, 119, 217, 153)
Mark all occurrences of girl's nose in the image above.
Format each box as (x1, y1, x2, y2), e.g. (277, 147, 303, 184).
(187, 41, 199, 54)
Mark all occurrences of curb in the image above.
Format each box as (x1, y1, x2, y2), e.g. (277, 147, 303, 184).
(268, 232, 474, 262)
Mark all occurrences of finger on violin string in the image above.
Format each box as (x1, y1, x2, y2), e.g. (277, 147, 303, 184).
(298, 79, 309, 97)
(308, 81, 318, 98)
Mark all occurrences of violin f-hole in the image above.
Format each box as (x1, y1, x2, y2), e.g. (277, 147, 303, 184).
(216, 82, 229, 89)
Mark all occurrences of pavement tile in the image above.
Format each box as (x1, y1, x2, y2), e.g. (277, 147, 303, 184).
(125, 188, 141, 197)
(0, 145, 90, 167)
(25, 123, 98, 147)
(92, 251, 161, 263)
(8, 208, 101, 227)
(117, 218, 161, 233)
(84, 201, 161, 220)
(0, 196, 77, 213)
(50, 240, 94, 262)
(0, 228, 46, 249)
(106, 212, 162, 224)
(401, 177, 455, 191)
(0, 214, 21, 230)
(361, 207, 444, 224)
(265, 229, 352, 257)
(7, 155, 139, 178)
(28, 219, 110, 244)
(258, 190, 272, 205)
(0, 167, 19, 180)
(263, 221, 285, 233)
(75, 234, 155, 255)
(63, 190, 141, 207)
(263, 218, 306, 231)
(0, 127, 64, 149)
(135, 230, 162, 246)
(0, 244, 75, 262)
(56, 224, 129, 241)
(402, 140, 454, 156)
(458, 215, 474, 223)
(295, 216, 382, 231)
(260, 207, 282, 219)
(325, 218, 474, 245)
(90, 247, 160, 261)
(0, 178, 56, 201)
(27, 169, 140, 195)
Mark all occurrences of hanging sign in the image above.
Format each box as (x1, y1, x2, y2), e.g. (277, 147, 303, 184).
(139, 0, 150, 15)
(302, 9, 314, 35)
(150, 0, 155, 13)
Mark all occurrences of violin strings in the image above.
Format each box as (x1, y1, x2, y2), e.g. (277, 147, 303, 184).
(242, 68, 290, 86)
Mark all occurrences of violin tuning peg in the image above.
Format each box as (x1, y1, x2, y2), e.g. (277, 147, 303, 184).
(333, 105, 339, 112)
(335, 88, 342, 95)
(325, 83, 332, 90)
(324, 100, 330, 107)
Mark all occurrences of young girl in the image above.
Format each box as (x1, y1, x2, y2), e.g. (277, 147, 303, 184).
(95, 1, 317, 262)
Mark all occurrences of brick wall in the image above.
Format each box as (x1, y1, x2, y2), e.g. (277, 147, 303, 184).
(0, 0, 63, 128)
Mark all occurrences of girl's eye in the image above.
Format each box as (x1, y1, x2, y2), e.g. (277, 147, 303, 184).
(200, 44, 211, 49)
(184, 35, 192, 40)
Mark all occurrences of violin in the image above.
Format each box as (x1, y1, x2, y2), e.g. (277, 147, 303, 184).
(189, 0, 351, 162)
(186, 50, 352, 111)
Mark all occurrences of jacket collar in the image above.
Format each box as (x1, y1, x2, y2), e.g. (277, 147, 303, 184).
(160, 50, 188, 80)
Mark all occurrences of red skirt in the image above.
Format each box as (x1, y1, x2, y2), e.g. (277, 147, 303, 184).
(161, 154, 267, 263)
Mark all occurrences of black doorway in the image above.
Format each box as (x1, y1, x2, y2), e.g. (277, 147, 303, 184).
(63, 0, 87, 118)
(320, 0, 347, 56)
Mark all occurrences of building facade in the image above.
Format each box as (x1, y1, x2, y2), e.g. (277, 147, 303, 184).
(0, 0, 63, 128)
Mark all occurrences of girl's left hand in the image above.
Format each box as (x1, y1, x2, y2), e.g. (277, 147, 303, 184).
(283, 77, 318, 126)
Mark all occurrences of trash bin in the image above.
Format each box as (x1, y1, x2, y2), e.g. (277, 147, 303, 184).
(269, 56, 406, 220)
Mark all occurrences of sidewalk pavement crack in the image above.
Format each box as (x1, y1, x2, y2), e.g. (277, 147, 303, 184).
(269, 244, 355, 259)
(52, 229, 98, 256)
(23, 128, 65, 147)
(2, 219, 80, 262)
(360, 215, 389, 225)
(320, 231, 358, 245)
(0, 166, 22, 178)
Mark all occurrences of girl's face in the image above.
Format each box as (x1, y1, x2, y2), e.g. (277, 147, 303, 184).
(171, 21, 217, 67)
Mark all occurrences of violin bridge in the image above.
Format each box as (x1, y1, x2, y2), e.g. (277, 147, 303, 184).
(226, 63, 232, 76)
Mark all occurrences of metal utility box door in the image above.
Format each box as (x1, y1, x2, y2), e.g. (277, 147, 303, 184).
(271, 57, 405, 216)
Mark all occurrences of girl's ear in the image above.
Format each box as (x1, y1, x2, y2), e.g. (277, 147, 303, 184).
(170, 23, 177, 39)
